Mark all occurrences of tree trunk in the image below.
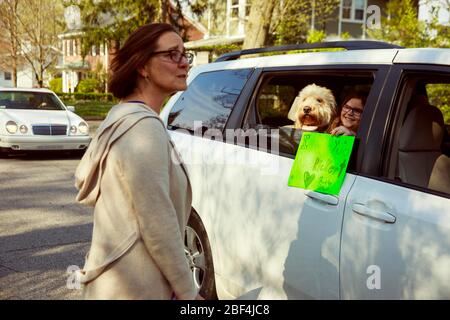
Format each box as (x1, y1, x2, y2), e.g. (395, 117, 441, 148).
(243, 0, 277, 49)
(12, 59, 17, 87)
(160, 0, 168, 23)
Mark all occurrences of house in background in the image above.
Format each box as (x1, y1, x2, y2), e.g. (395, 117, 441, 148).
(56, 29, 108, 93)
(186, 0, 449, 64)
(0, 39, 39, 88)
(186, 0, 392, 63)
(56, 3, 206, 93)
(0, 68, 37, 88)
(322, 0, 390, 40)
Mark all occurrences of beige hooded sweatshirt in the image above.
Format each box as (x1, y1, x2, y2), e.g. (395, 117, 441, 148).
(74, 103, 196, 299)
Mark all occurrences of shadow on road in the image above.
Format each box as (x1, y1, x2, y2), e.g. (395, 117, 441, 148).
(1, 150, 85, 161)
(0, 223, 92, 299)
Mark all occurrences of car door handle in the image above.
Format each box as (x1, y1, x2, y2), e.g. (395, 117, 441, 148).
(352, 203, 396, 223)
(305, 191, 339, 205)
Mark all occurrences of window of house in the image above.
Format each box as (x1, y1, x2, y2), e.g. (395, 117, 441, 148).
(388, 74, 450, 196)
(227, 0, 250, 36)
(4, 72, 12, 81)
(167, 68, 253, 133)
(342, 0, 366, 22)
(242, 71, 374, 158)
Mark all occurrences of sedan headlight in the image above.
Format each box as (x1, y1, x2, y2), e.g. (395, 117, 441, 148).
(78, 122, 88, 135)
(70, 125, 77, 134)
(19, 125, 28, 134)
(6, 121, 18, 134)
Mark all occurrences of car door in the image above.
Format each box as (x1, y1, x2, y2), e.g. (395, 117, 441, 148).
(340, 66, 450, 299)
(205, 66, 388, 299)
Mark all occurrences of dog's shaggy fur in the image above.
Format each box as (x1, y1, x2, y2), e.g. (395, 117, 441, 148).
(288, 84, 337, 132)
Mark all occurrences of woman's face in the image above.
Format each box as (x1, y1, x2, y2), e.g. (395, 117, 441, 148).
(341, 98, 364, 131)
(145, 31, 190, 94)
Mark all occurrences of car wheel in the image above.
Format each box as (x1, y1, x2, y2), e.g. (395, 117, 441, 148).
(185, 209, 218, 300)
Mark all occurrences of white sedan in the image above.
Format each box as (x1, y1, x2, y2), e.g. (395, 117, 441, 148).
(0, 88, 91, 155)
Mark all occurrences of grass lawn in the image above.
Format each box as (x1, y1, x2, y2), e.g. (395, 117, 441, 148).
(63, 100, 116, 120)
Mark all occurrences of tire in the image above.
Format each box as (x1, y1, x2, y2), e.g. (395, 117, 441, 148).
(185, 209, 218, 300)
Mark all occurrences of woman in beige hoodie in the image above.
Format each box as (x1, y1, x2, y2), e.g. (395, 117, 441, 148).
(74, 23, 202, 300)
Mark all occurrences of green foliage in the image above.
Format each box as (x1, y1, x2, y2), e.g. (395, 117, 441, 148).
(367, 0, 450, 48)
(76, 78, 102, 93)
(76, 0, 159, 53)
(71, 0, 208, 56)
(306, 29, 326, 43)
(274, 0, 339, 45)
(49, 77, 63, 93)
(427, 84, 450, 123)
(193, 44, 242, 61)
(84, 61, 108, 92)
(57, 92, 116, 102)
(62, 100, 116, 120)
(340, 32, 351, 40)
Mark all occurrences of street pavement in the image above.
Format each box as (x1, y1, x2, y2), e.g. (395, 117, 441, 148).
(0, 123, 102, 299)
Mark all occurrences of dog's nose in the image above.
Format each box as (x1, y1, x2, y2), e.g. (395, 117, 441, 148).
(303, 106, 312, 113)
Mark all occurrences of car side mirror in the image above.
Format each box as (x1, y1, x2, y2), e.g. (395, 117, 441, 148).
(67, 106, 75, 112)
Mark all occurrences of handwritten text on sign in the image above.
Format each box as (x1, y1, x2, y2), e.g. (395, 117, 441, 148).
(288, 132, 355, 195)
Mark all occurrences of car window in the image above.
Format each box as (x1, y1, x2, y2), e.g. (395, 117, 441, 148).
(0, 91, 65, 110)
(390, 74, 450, 197)
(242, 71, 374, 158)
(167, 68, 253, 133)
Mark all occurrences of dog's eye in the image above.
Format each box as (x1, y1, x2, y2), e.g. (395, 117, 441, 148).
(317, 98, 323, 103)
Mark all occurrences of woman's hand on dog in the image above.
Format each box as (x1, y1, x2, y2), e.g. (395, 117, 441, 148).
(330, 125, 355, 136)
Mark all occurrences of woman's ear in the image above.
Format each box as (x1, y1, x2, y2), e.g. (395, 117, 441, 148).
(137, 63, 151, 79)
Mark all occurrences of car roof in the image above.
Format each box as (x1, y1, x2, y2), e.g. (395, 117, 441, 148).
(0, 87, 55, 94)
(187, 47, 449, 82)
(393, 48, 450, 66)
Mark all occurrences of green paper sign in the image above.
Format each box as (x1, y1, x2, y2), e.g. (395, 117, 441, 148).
(288, 132, 355, 195)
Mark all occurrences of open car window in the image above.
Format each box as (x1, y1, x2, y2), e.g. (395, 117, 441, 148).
(241, 70, 375, 160)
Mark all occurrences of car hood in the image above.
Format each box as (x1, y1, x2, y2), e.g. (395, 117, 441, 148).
(1, 109, 73, 126)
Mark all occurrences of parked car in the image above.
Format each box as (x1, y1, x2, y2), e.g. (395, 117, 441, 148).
(161, 41, 450, 299)
(0, 87, 91, 156)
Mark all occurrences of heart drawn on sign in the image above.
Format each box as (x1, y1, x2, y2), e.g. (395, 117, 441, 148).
(304, 171, 315, 188)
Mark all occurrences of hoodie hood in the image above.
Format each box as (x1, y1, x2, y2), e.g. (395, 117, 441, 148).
(75, 103, 163, 206)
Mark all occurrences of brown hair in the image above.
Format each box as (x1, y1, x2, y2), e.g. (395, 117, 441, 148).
(108, 23, 178, 99)
(327, 90, 368, 133)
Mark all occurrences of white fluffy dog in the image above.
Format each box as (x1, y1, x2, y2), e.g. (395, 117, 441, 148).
(288, 84, 337, 132)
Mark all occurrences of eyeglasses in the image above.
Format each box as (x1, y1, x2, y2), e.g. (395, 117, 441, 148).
(150, 50, 194, 65)
(342, 104, 363, 117)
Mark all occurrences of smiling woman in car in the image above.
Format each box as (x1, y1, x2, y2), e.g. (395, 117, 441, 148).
(74, 23, 202, 300)
(327, 90, 367, 136)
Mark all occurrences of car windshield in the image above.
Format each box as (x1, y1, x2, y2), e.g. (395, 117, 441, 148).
(0, 91, 65, 111)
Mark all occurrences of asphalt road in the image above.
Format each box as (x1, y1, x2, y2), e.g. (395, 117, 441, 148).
(0, 124, 102, 300)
